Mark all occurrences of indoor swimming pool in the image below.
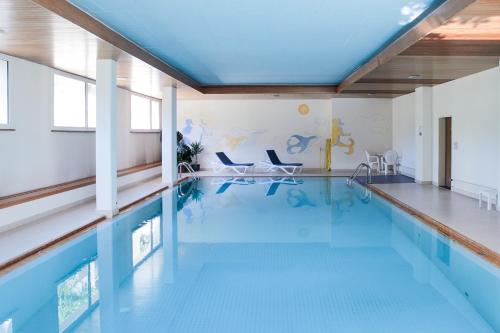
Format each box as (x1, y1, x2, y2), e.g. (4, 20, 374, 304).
(0, 178, 498, 333)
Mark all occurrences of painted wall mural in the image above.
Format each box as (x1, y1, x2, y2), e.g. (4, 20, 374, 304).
(286, 134, 318, 154)
(178, 100, 331, 168)
(331, 118, 355, 155)
(224, 135, 247, 150)
(181, 118, 204, 144)
(297, 104, 310, 116)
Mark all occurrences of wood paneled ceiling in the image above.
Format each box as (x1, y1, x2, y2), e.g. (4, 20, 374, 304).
(0, 0, 200, 99)
(0, 0, 498, 99)
(348, 0, 500, 97)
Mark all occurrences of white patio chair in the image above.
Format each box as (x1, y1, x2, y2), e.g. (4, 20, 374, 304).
(364, 150, 380, 172)
(382, 150, 399, 175)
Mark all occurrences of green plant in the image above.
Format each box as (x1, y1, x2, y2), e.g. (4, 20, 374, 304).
(189, 141, 204, 164)
(177, 131, 192, 164)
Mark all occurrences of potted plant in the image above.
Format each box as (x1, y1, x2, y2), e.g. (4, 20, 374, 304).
(189, 141, 204, 171)
(177, 132, 192, 172)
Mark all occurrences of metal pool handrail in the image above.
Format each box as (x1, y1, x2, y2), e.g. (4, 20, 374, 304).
(178, 162, 200, 180)
(347, 163, 371, 186)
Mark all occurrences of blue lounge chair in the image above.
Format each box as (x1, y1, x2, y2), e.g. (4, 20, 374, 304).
(213, 152, 254, 175)
(260, 150, 303, 175)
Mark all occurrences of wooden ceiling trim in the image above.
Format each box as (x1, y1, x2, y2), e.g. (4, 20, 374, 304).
(357, 78, 451, 85)
(30, 0, 203, 92)
(336, 0, 475, 93)
(402, 40, 500, 56)
(341, 90, 415, 95)
(202, 85, 338, 94)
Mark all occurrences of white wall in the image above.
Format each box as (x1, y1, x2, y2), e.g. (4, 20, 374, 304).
(177, 98, 393, 170)
(177, 99, 331, 168)
(332, 99, 393, 169)
(392, 93, 416, 177)
(432, 67, 499, 195)
(0, 54, 160, 196)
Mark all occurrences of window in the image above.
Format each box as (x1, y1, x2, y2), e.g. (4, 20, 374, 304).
(0, 60, 8, 126)
(53, 74, 96, 129)
(132, 216, 161, 266)
(57, 259, 99, 332)
(130, 94, 161, 131)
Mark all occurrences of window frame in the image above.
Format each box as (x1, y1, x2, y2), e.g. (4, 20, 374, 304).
(129, 92, 161, 133)
(0, 56, 13, 131)
(51, 71, 96, 132)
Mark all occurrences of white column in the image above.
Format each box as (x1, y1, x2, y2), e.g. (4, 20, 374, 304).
(97, 224, 119, 333)
(162, 86, 177, 185)
(497, 61, 500, 210)
(96, 59, 118, 216)
(415, 86, 433, 184)
(162, 190, 178, 283)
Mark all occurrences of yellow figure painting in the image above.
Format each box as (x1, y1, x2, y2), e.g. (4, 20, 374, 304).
(331, 118, 355, 155)
(225, 135, 247, 150)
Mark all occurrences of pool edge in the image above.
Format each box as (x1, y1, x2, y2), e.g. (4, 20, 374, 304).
(366, 183, 500, 268)
(0, 177, 191, 275)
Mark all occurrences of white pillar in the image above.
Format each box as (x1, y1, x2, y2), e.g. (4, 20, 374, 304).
(97, 224, 119, 333)
(415, 86, 433, 184)
(497, 61, 500, 210)
(96, 59, 118, 216)
(162, 86, 177, 185)
(162, 190, 178, 283)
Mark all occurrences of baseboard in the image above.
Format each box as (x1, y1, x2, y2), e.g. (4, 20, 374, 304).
(415, 180, 432, 185)
(398, 165, 415, 178)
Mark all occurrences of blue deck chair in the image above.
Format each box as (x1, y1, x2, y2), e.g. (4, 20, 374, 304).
(213, 152, 254, 175)
(260, 150, 303, 175)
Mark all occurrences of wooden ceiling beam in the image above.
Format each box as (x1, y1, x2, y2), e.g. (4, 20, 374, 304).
(402, 40, 500, 56)
(341, 89, 415, 95)
(30, 0, 203, 92)
(336, 0, 475, 93)
(202, 85, 338, 94)
(357, 78, 451, 85)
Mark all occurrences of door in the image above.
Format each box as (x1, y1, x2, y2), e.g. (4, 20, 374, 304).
(444, 117, 452, 189)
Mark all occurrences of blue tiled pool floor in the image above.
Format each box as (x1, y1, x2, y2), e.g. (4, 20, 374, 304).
(0, 178, 498, 333)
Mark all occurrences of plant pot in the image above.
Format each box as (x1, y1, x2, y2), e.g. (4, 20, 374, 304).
(179, 164, 189, 173)
(191, 164, 200, 171)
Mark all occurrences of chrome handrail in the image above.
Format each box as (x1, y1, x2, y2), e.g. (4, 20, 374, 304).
(347, 163, 371, 186)
(178, 162, 200, 180)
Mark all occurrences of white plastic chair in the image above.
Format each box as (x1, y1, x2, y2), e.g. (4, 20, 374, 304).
(382, 150, 399, 175)
(364, 151, 380, 172)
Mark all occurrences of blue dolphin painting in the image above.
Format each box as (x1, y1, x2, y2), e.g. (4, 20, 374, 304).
(287, 134, 318, 154)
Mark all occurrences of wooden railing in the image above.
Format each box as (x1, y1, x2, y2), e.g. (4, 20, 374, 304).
(0, 161, 161, 209)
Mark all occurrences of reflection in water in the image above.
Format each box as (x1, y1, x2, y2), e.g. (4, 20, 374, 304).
(57, 259, 99, 332)
(0, 319, 12, 333)
(286, 189, 315, 208)
(331, 191, 354, 221)
(0, 178, 498, 333)
(214, 178, 256, 194)
(259, 177, 303, 196)
(132, 217, 161, 266)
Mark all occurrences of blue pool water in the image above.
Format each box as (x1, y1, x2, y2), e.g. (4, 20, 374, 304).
(0, 178, 499, 333)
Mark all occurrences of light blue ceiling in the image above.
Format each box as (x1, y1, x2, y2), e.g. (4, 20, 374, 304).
(69, 0, 445, 85)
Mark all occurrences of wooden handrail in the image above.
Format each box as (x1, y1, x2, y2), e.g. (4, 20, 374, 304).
(0, 161, 161, 209)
